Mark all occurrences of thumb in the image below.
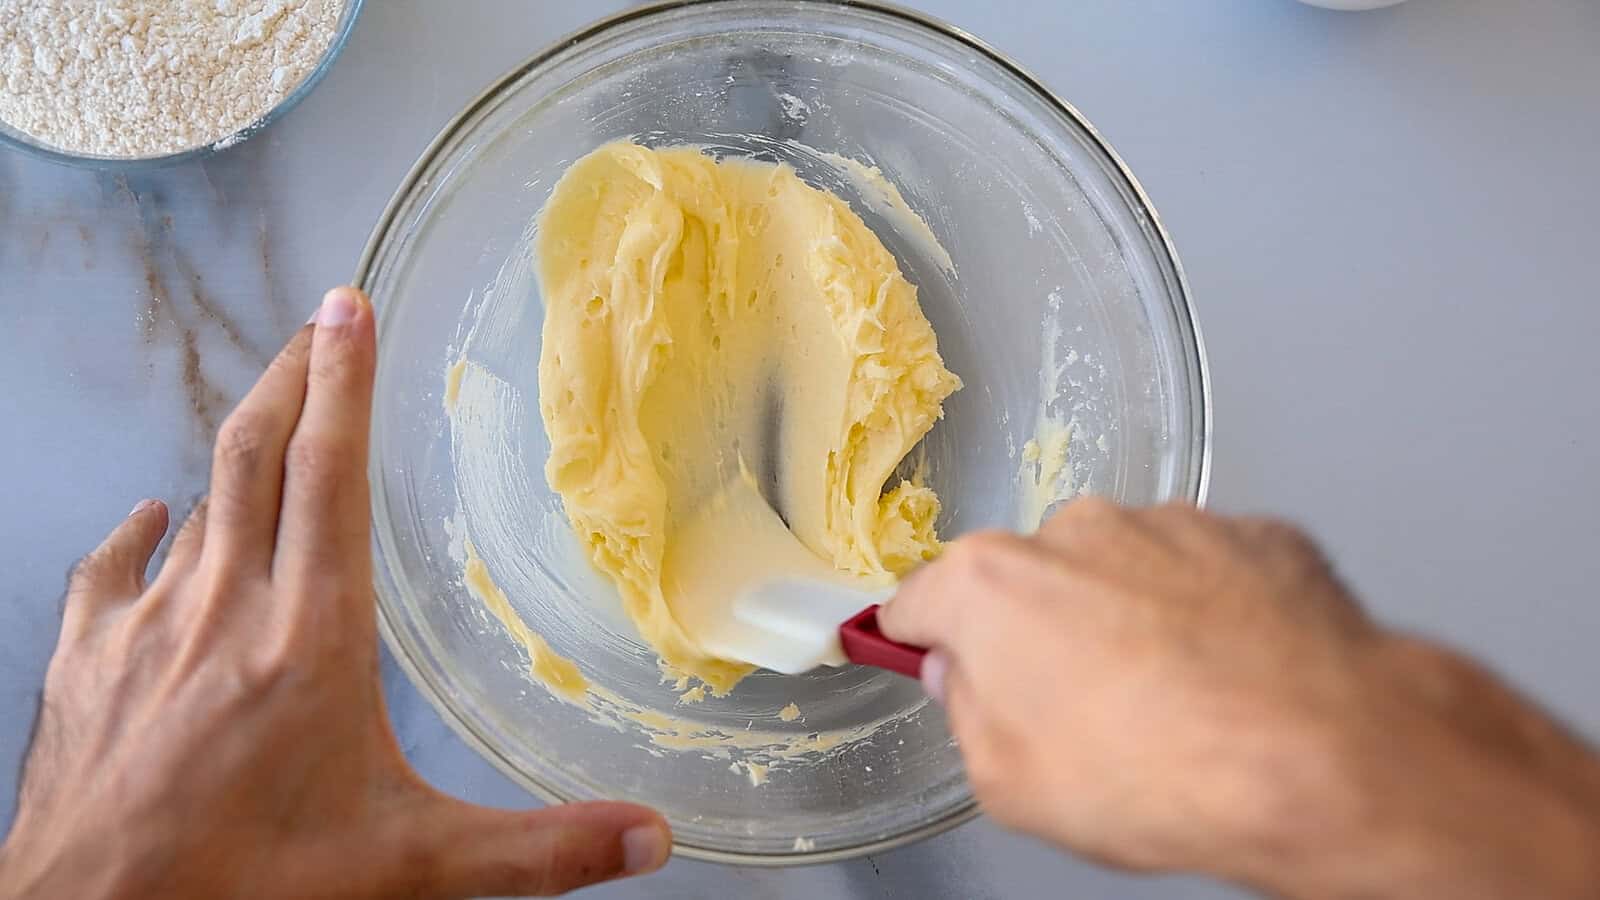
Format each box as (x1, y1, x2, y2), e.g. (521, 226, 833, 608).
(412, 797, 671, 898)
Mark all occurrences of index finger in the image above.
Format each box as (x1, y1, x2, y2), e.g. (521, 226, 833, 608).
(201, 326, 314, 571)
(878, 530, 1036, 652)
(274, 287, 376, 584)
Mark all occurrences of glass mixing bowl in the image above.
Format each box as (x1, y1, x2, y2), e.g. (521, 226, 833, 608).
(357, 0, 1209, 865)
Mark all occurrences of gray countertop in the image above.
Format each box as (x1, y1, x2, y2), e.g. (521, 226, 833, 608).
(3, 1, 1597, 897)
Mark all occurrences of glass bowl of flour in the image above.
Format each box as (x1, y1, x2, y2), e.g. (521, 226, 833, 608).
(0, 0, 363, 167)
(358, 0, 1209, 865)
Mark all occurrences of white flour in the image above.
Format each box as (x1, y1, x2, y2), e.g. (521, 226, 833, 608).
(0, 0, 345, 158)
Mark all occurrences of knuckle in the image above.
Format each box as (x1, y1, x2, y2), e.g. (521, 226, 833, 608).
(268, 333, 313, 375)
(943, 530, 1039, 590)
(1246, 517, 1325, 563)
(947, 530, 1025, 567)
(68, 545, 130, 595)
(213, 412, 272, 474)
(218, 622, 301, 697)
(500, 828, 566, 896)
(1153, 500, 1205, 523)
(391, 828, 447, 898)
(237, 643, 301, 696)
(1041, 495, 1125, 542)
(311, 339, 366, 388)
(284, 435, 355, 486)
(174, 513, 204, 545)
(941, 536, 998, 584)
(123, 587, 170, 633)
(1379, 635, 1445, 670)
(66, 550, 105, 591)
(171, 498, 209, 542)
(1268, 520, 1315, 551)
(1238, 515, 1302, 544)
(533, 838, 576, 896)
(1379, 636, 1479, 695)
(1065, 494, 1120, 521)
(216, 411, 271, 462)
(961, 743, 1014, 809)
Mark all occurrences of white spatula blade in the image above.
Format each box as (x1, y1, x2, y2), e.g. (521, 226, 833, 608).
(717, 579, 894, 674)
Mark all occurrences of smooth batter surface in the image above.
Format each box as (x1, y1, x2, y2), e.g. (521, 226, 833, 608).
(537, 143, 961, 693)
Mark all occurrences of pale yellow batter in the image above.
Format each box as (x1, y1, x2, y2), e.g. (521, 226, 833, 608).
(537, 143, 960, 693)
(461, 538, 588, 702)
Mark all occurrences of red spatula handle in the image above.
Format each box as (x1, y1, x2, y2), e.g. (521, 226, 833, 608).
(839, 605, 926, 679)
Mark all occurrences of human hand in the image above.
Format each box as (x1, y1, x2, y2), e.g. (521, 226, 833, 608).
(881, 500, 1600, 899)
(0, 288, 670, 900)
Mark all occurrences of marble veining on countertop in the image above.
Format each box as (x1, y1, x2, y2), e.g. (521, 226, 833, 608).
(3, 144, 296, 469)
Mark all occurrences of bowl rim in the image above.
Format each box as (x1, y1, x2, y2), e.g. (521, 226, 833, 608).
(0, 0, 366, 170)
(356, 0, 1212, 867)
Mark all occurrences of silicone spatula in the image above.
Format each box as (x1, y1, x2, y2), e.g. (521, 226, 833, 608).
(689, 578, 927, 678)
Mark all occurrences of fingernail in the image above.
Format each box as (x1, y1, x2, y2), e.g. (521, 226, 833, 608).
(621, 824, 669, 875)
(128, 498, 158, 517)
(921, 649, 949, 704)
(317, 287, 361, 327)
